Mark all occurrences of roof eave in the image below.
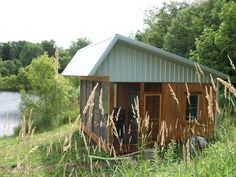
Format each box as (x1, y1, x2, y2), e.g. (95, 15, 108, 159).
(89, 34, 120, 75)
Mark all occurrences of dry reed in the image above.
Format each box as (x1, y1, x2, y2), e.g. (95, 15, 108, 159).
(168, 83, 200, 164)
(205, 86, 214, 123)
(168, 84, 179, 105)
(160, 121, 167, 148)
(99, 88, 104, 116)
(217, 78, 236, 97)
(210, 74, 216, 91)
(227, 55, 236, 71)
(194, 63, 204, 83)
(185, 83, 190, 105)
(168, 84, 184, 118)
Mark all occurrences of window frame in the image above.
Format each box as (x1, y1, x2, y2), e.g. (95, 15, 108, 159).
(185, 94, 201, 121)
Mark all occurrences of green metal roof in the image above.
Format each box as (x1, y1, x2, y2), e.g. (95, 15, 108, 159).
(62, 34, 228, 81)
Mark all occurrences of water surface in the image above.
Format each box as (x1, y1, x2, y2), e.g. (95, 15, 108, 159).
(0, 92, 20, 137)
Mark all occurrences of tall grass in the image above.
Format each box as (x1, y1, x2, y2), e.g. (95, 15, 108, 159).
(1, 61, 236, 176)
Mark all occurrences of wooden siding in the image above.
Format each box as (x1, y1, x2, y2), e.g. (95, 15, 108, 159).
(80, 77, 216, 154)
(161, 83, 215, 141)
(95, 42, 214, 83)
(80, 76, 109, 82)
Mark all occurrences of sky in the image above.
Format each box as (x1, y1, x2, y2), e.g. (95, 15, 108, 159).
(0, 0, 191, 48)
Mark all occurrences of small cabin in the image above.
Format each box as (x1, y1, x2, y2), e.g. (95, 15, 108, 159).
(62, 34, 227, 154)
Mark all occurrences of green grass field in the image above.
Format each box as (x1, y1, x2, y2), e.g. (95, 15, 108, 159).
(0, 121, 235, 176)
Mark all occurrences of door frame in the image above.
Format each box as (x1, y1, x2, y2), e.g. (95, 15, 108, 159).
(144, 93, 162, 142)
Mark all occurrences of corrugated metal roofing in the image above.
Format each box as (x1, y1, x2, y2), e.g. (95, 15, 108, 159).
(62, 34, 228, 80)
(95, 43, 212, 83)
(62, 37, 114, 76)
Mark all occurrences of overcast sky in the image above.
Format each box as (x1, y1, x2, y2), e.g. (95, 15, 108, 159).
(0, 0, 191, 48)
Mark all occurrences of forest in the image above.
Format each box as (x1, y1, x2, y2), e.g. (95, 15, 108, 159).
(0, 0, 235, 176)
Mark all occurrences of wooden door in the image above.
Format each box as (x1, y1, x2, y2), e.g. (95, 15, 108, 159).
(144, 94, 161, 142)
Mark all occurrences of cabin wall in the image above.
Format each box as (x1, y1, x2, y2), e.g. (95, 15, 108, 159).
(108, 82, 216, 153)
(79, 79, 109, 143)
(161, 83, 216, 141)
(80, 80, 216, 154)
(95, 42, 215, 83)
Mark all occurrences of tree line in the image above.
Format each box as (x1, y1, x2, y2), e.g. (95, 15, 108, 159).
(0, 38, 90, 90)
(135, 0, 236, 83)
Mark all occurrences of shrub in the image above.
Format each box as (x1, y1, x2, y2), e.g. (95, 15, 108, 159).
(19, 54, 78, 131)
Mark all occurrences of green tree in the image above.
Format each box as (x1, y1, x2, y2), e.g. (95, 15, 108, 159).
(215, 1, 236, 74)
(17, 68, 30, 90)
(191, 1, 236, 82)
(41, 40, 56, 57)
(10, 41, 28, 59)
(58, 48, 71, 73)
(191, 28, 221, 68)
(19, 42, 43, 66)
(4, 59, 23, 75)
(58, 38, 90, 73)
(0, 42, 13, 60)
(135, 2, 189, 49)
(0, 59, 9, 76)
(21, 54, 77, 130)
(68, 38, 90, 57)
(163, 2, 212, 57)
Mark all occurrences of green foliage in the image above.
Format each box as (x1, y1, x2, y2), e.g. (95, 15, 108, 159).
(191, 1, 236, 83)
(136, 0, 236, 82)
(0, 75, 19, 91)
(17, 68, 30, 90)
(1, 98, 235, 176)
(0, 37, 89, 92)
(20, 54, 78, 131)
(40, 131, 89, 176)
(164, 2, 211, 57)
(58, 48, 71, 73)
(164, 140, 176, 163)
(135, 1, 188, 49)
(0, 42, 14, 60)
(26, 53, 55, 96)
(41, 40, 56, 57)
(0, 58, 23, 76)
(58, 38, 90, 73)
(19, 42, 44, 66)
(68, 38, 90, 57)
(113, 130, 236, 177)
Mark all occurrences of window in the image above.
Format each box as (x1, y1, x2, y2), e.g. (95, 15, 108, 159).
(186, 95, 200, 120)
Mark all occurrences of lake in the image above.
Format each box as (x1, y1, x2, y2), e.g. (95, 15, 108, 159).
(0, 92, 21, 137)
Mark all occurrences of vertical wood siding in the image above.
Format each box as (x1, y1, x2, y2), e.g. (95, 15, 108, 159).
(161, 83, 216, 141)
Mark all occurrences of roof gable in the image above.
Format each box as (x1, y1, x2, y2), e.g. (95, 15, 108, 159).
(62, 37, 114, 76)
(62, 34, 227, 80)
